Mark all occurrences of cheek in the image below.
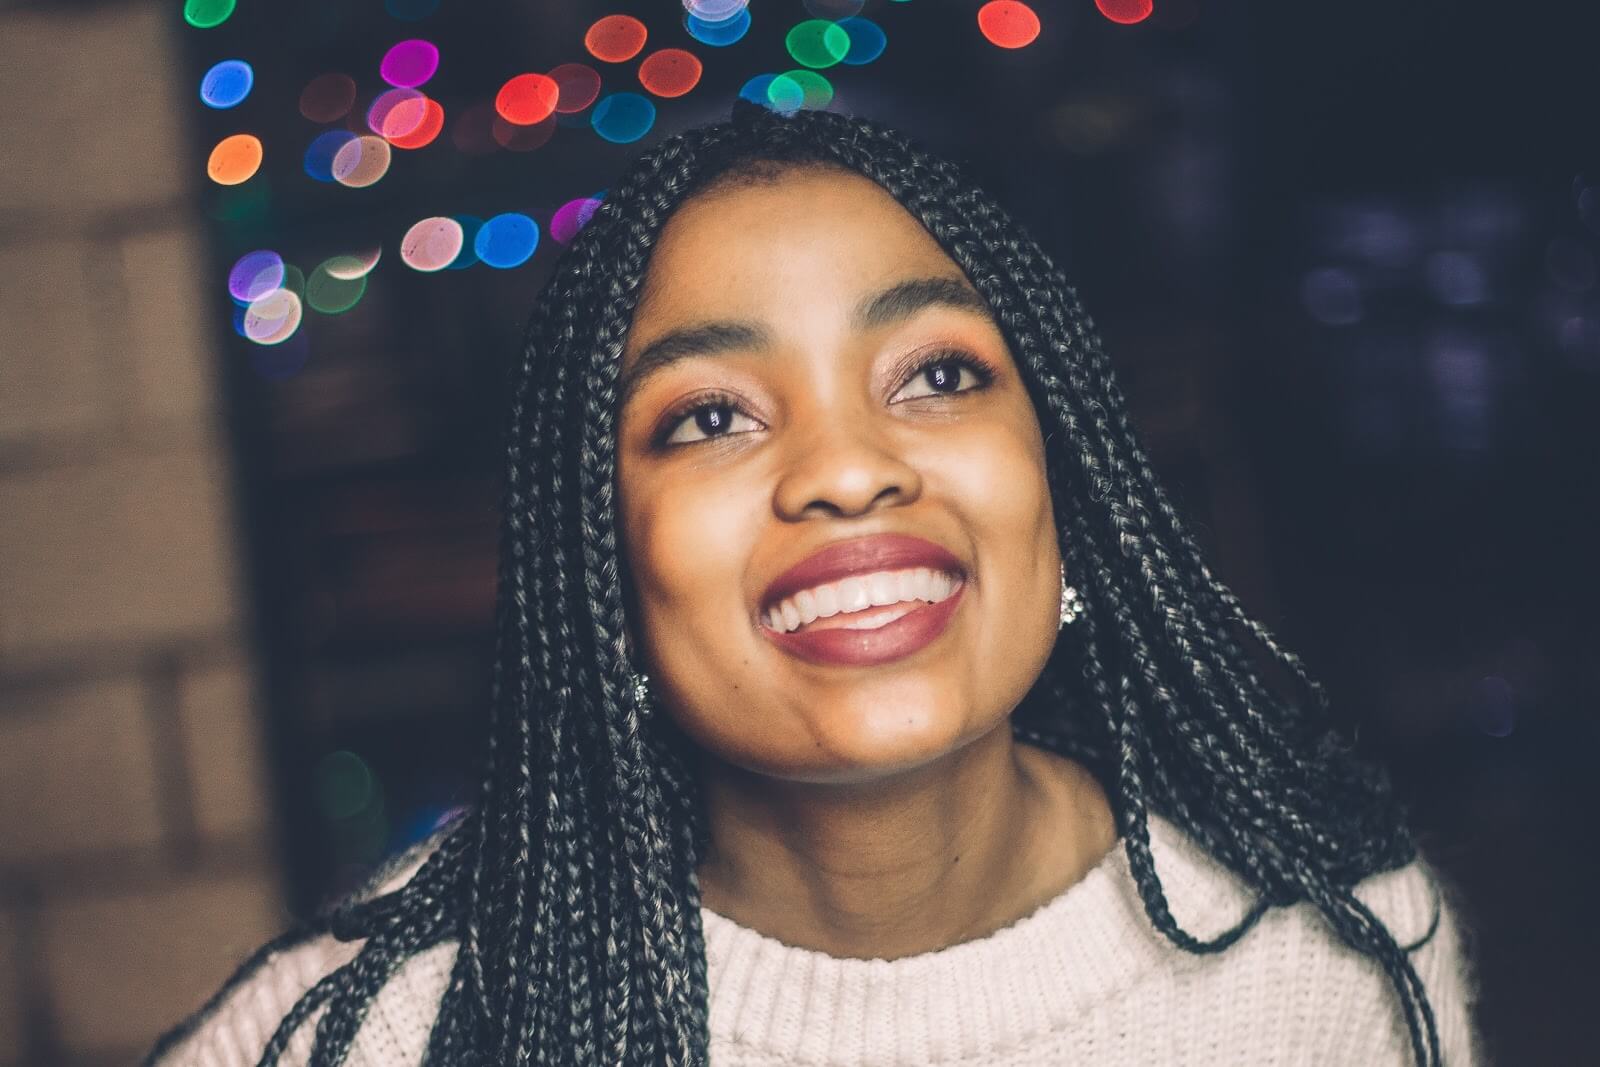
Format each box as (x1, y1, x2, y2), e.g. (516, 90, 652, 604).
(629, 474, 761, 623)
(937, 415, 1053, 543)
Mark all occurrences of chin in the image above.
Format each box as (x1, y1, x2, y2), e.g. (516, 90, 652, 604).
(767, 700, 987, 784)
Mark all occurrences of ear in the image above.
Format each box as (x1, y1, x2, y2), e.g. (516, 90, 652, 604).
(622, 617, 641, 667)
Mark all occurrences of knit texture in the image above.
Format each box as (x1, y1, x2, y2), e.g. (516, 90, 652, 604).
(154, 813, 1482, 1066)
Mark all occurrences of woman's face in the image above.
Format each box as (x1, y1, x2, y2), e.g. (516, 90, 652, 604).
(615, 166, 1062, 785)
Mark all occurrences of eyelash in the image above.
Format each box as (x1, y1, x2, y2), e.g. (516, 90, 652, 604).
(652, 348, 997, 449)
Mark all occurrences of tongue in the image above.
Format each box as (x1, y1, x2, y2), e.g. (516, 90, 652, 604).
(793, 600, 922, 634)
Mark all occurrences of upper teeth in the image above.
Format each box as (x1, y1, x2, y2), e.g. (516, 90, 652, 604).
(764, 567, 961, 634)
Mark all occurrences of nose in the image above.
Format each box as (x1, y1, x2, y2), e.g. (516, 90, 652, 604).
(771, 401, 923, 520)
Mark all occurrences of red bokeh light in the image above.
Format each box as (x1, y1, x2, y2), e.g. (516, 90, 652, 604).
(977, 1, 1041, 49)
(495, 73, 560, 126)
(1095, 0, 1153, 26)
(549, 62, 603, 114)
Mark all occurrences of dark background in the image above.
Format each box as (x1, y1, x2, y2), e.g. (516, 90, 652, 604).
(183, 2, 1600, 1062)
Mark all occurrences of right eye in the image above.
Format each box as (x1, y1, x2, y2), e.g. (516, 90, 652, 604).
(657, 391, 762, 448)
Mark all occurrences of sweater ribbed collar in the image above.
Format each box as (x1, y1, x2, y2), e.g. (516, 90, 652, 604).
(699, 812, 1258, 1066)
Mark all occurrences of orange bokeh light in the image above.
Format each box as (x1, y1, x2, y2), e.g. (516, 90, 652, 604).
(207, 133, 263, 185)
(495, 73, 560, 125)
(638, 48, 703, 98)
(585, 15, 648, 63)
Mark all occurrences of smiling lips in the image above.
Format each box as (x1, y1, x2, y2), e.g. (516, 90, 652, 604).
(757, 533, 969, 667)
(764, 567, 962, 634)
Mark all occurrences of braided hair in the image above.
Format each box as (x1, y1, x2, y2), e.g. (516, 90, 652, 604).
(152, 103, 1445, 1066)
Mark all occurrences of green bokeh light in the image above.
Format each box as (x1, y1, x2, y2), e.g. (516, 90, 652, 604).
(315, 750, 375, 820)
(184, 0, 237, 29)
(770, 70, 835, 113)
(785, 20, 851, 69)
(307, 260, 368, 314)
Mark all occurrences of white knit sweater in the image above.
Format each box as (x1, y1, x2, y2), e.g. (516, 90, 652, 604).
(156, 813, 1482, 1065)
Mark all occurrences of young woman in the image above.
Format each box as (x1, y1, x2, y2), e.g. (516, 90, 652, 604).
(148, 103, 1480, 1066)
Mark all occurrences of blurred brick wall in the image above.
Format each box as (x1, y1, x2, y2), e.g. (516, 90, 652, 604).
(0, 2, 287, 1064)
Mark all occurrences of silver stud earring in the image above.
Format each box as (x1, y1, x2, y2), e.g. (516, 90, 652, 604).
(631, 669, 651, 707)
(1059, 562, 1083, 628)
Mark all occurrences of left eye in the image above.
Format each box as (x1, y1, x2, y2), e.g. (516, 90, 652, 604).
(891, 352, 992, 402)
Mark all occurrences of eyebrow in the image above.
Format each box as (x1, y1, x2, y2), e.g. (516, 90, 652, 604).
(617, 275, 992, 410)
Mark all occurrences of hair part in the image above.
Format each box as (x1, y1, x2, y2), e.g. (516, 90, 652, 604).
(149, 102, 1443, 1067)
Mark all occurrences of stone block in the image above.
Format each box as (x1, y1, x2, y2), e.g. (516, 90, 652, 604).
(0, 4, 188, 218)
(0, 911, 21, 1064)
(0, 444, 242, 662)
(0, 677, 164, 863)
(39, 873, 283, 1056)
(178, 660, 274, 842)
(116, 226, 221, 426)
(0, 237, 111, 444)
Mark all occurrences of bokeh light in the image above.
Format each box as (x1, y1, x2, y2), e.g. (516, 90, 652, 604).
(978, 2, 1041, 48)
(1094, 0, 1153, 25)
(306, 259, 368, 314)
(380, 39, 440, 88)
(384, 0, 440, 20)
(228, 250, 285, 304)
(685, 8, 751, 47)
(315, 751, 375, 821)
(331, 135, 393, 188)
(492, 113, 557, 152)
(786, 20, 851, 69)
(401, 216, 466, 272)
(638, 49, 703, 98)
(304, 130, 357, 182)
(387, 97, 444, 149)
(368, 87, 429, 139)
(243, 288, 304, 345)
(1545, 237, 1597, 292)
(586, 15, 648, 63)
(184, 0, 235, 29)
(684, 0, 748, 20)
(278, 263, 307, 300)
(769, 70, 834, 114)
(550, 63, 603, 113)
(591, 92, 656, 144)
(803, 0, 864, 18)
(739, 73, 780, 108)
(199, 60, 253, 109)
(1301, 267, 1363, 326)
(207, 134, 263, 185)
(474, 212, 540, 269)
(300, 73, 358, 123)
(323, 247, 382, 280)
(551, 197, 603, 244)
(496, 73, 560, 125)
(837, 17, 887, 66)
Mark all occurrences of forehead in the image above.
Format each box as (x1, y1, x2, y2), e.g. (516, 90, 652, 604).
(625, 167, 963, 338)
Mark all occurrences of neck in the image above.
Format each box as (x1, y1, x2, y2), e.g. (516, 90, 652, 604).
(692, 721, 1117, 960)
